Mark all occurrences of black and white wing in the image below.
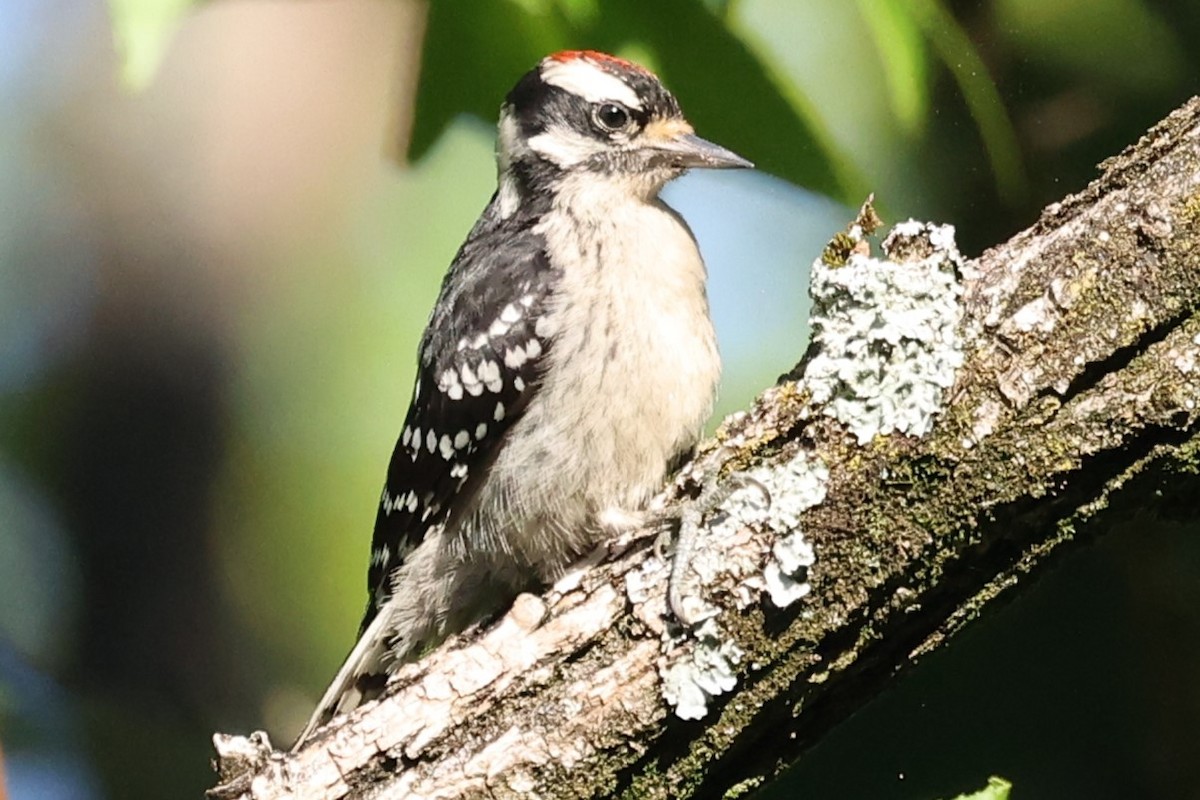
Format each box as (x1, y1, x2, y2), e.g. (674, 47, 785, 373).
(295, 205, 557, 746)
(363, 208, 557, 630)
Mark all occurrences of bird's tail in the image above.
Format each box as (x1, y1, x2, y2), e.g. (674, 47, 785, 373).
(292, 610, 392, 749)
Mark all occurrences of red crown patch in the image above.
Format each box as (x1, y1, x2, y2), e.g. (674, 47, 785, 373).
(546, 50, 650, 74)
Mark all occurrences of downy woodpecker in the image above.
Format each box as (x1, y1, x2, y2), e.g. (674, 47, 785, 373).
(297, 50, 752, 744)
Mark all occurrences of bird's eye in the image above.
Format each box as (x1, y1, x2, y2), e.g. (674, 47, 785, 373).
(594, 103, 630, 131)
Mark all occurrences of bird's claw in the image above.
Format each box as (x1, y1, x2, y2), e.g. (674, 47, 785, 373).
(666, 460, 771, 627)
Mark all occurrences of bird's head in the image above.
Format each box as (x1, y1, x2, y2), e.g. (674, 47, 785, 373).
(496, 50, 752, 210)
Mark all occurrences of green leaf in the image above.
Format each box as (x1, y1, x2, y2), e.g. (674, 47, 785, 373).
(994, 0, 1185, 92)
(107, 0, 195, 90)
(907, 0, 1027, 204)
(854, 0, 931, 135)
(943, 776, 1014, 800)
(408, 0, 573, 163)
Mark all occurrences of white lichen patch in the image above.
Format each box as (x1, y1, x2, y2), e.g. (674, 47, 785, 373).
(803, 219, 965, 445)
(660, 618, 743, 721)
(744, 451, 826, 608)
(658, 452, 828, 719)
(764, 532, 815, 608)
(682, 452, 828, 616)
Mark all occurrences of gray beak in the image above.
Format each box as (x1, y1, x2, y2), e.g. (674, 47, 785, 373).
(658, 133, 754, 170)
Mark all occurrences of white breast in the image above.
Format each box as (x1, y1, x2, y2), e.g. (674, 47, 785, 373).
(476, 181, 720, 573)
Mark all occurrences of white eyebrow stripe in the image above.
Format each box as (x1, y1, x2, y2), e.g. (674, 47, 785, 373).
(540, 59, 642, 109)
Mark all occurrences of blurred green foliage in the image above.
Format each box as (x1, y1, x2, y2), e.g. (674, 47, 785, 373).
(108, 0, 1026, 207)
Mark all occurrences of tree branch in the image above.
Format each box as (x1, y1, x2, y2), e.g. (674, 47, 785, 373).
(209, 96, 1200, 800)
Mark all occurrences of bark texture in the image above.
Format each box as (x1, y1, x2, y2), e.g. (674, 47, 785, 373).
(210, 97, 1200, 800)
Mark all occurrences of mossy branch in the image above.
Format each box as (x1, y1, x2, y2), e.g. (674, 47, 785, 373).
(209, 97, 1200, 800)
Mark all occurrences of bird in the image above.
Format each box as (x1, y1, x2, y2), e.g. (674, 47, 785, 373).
(296, 49, 752, 746)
